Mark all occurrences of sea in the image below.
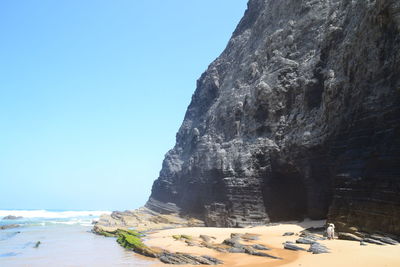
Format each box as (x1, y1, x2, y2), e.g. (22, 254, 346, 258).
(0, 210, 155, 267)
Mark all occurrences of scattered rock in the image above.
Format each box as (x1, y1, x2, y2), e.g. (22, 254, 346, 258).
(34, 241, 41, 248)
(338, 232, 363, 242)
(0, 224, 19, 230)
(308, 243, 330, 254)
(4, 216, 20, 221)
(360, 241, 368, 246)
(283, 241, 306, 251)
(113, 228, 223, 264)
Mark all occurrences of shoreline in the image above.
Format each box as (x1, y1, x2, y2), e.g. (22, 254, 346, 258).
(142, 220, 400, 267)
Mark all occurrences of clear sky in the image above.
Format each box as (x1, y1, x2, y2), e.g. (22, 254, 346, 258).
(0, 1, 248, 211)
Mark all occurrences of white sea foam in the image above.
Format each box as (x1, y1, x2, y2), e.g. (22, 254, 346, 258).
(0, 210, 111, 219)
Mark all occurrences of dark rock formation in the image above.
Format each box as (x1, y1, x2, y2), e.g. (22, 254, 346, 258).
(146, 0, 400, 235)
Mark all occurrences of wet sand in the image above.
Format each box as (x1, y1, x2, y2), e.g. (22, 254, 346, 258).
(145, 220, 400, 267)
(0, 224, 155, 267)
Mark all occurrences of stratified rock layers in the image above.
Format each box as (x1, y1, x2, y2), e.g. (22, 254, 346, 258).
(147, 0, 400, 234)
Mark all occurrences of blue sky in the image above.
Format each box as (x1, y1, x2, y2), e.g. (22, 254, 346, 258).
(0, 1, 247, 210)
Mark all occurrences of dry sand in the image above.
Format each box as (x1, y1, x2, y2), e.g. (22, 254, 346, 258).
(145, 219, 400, 267)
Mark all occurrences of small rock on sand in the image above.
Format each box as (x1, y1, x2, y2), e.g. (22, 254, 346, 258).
(0, 224, 20, 230)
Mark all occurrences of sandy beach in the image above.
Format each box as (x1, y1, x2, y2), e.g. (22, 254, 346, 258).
(145, 220, 400, 267)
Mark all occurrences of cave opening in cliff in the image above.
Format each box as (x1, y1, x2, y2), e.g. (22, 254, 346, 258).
(262, 165, 308, 221)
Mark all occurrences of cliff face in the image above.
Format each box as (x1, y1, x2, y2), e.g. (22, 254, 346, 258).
(147, 0, 400, 234)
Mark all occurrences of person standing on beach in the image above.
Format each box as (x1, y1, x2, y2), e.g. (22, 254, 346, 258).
(327, 223, 335, 240)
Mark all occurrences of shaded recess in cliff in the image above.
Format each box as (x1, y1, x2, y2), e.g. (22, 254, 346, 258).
(146, 0, 400, 234)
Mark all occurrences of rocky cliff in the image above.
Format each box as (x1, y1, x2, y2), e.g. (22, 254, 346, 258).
(146, 0, 400, 235)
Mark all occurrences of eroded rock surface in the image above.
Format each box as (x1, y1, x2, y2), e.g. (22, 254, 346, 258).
(145, 0, 400, 235)
(93, 206, 204, 233)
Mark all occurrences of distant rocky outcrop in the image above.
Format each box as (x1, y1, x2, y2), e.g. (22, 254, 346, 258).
(144, 0, 400, 235)
(2, 215, 23, 220)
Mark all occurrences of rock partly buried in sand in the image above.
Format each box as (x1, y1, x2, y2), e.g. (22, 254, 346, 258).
(241, 233, 260, 241)
(296, 237, 318, 245)
(194, 233, 280, 260)
(184, 239, 198, 247)
(338, 232, 363, 242)
(172, 234, 192, 241)
(228, 247, 245, 253)
(0, 224, 20, 230)
(230, 233, 243, 239)
(283, 232, 294, 236)
(2, 215, 23, 220)
(199, 235, 215, 243)
(223, 238, 244, 248)
(299, 232, 324, 240)
(244, 246, 282, 259)
(362, 238, 387, 246)
(159, 253, 223, 265)
(252, 244, 270, 250)
(360, 241, 368, 246)
(308, 243, 330, 254)
(283, 241, 307, 251)
(369, 234, 399, 245)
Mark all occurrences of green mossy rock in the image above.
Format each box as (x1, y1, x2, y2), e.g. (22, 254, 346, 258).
(116, 229, 160, 258)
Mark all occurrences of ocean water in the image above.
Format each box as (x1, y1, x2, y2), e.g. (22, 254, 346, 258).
(0, 210, 155, 267)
